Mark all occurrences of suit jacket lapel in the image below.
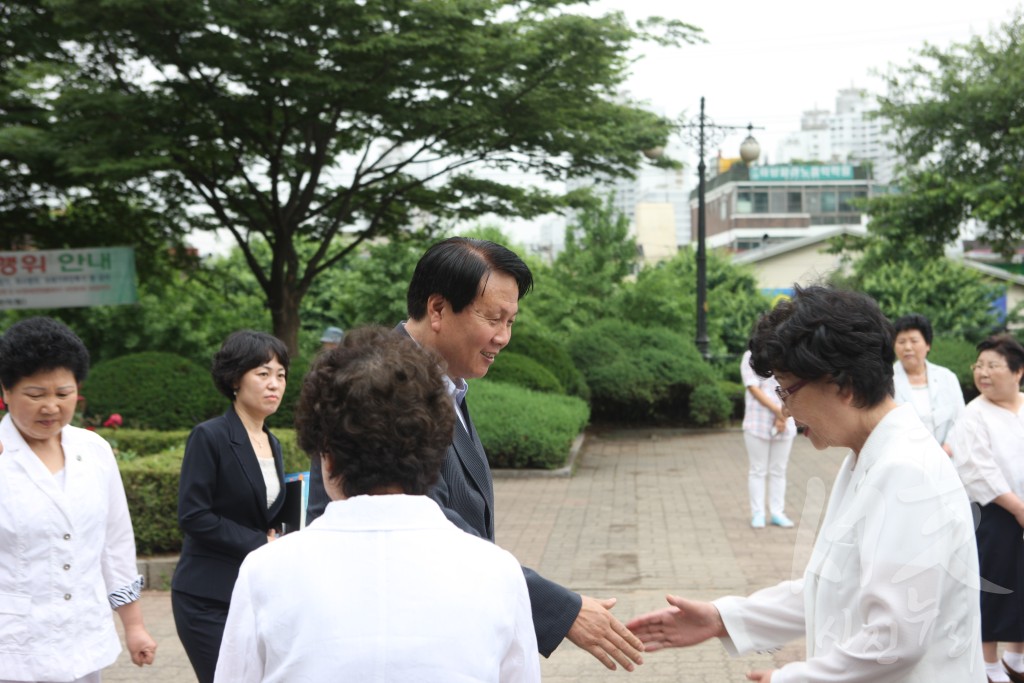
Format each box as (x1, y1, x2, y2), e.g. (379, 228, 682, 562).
(452, 398, 495, 528)
(226, 408, 271, 522)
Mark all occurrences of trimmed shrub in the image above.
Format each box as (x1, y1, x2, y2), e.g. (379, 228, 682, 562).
(84, 352, 225, 430)
(718, 380, 746, 421)
(470, 380, 590, 469)
(483, 352, 564, 394)
(569, 320, 730, 426)
(927, 336, 979, 403)
(503, 324, 590, 400)
(95, 428, 190, 459)
(120, 449, 184, 556)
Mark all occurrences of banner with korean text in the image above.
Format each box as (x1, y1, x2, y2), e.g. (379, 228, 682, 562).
(0, 247, 138, 310)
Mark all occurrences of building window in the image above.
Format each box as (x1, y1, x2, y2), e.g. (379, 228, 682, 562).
(787, 191, 802, 212)
(820, 191, 837, 212)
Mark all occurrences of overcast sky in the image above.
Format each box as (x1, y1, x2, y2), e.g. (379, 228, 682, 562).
(597, 0, 1022, 160)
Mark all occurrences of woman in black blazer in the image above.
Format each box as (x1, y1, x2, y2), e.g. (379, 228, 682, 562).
(171, 330, 290, 683)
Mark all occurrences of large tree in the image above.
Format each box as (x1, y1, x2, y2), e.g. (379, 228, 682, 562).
(1, 0, 698, 351)
(869, 11, 1024, 256)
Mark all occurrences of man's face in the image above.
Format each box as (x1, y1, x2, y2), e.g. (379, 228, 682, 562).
(435, 271, 519, 382)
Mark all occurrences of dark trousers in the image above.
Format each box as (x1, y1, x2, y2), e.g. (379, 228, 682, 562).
(171, 589, 230, 683)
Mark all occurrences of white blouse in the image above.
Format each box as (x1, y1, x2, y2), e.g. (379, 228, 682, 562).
(257, 456, 280, 509)
(951, 393, 1024, 505)
(215, 494, 540, 683)
(0, 414, 143, 682)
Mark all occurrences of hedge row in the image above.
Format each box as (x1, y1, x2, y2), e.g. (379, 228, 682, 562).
(118, 381, 587, 555)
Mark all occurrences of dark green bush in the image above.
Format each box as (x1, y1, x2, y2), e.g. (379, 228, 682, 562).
(84, 352, 225, 430)
(120, 449, 183, 556)
(483, 352, 564, 394)
(569, 320, 730, 426)
(718, 380, 746, 421)
(927, 336, 979, 403)
(470, 380, 590, 469)
(503, 324, 590, 400)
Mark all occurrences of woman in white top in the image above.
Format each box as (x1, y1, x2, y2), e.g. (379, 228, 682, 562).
(628, 286, 984, 683)
(172, 330, 289, 683)
(215, 326, 540, 683)
(891, 314, 965, 454)
(0, 317, 156, 682)
(740, 349, 796, 528)
(951, 333, 1024, 683)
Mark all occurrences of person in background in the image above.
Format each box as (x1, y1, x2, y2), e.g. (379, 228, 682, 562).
(171, 330, 289, 683)
(0, 317, 157, 682)
(892, 313, 965, 455)
(627, 286, 984, 682)
(319, 325, 344, 350)
(739, 348, 796, 529)
(304, 237, 645, 671)
(215, 326, 540, 682)
(950, 333, 1024, 683)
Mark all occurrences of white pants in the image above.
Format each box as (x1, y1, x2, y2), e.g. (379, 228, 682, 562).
(744, 432, 794, 517)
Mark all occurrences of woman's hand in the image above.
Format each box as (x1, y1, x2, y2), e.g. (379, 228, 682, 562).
(125, 623, 157, 666)
(267, 529, 279, 543)
(747, 669, 775, 682)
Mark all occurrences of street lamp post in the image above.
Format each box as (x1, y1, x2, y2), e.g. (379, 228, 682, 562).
(684, 97, 761, 359)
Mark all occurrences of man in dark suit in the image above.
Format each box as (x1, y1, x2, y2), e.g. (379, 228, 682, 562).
(306, 237, 644, 671)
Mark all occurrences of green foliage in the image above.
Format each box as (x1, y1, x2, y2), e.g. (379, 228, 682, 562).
(470, 381, 590, 469)
(612, 249, 770, 357)
(502, 322, 590, 400)
(828, 236, 1007, 340)
(94, 429, 190, 458)
(119, 450, 183, 556)
(927, 336, 980, 402)
(3, 0, 695, 350)
(84, 352, 225, 430)
(717, 379, 747, 420)
(482, 352, 564, 394)
(568, 320, 730, 425)
(871, 13, 1024, 255)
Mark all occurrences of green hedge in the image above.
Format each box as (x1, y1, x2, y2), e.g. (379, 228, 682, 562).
(569, 320, 731, 426)
(927, 336, 979, 403)
(483, 352, 565, 394)
(120, 449, 184, 556)
(504, 324, 590, 400)
(470, 380, 590, 469)
(84, 352, 225, 430)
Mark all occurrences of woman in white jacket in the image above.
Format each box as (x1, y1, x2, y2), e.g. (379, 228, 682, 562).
(0, 317, 156, 683)
(627, 286, 984, 683)
(891, 313, 965, 454)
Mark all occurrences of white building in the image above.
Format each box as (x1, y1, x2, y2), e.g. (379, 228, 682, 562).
(776, 88, 898, 184)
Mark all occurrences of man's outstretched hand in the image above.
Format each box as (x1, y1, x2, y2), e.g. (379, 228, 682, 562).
(567, 595, 645, 671)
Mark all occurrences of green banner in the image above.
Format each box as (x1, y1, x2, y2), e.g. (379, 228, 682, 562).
(0, 247, 138, 309)
(749, 164, 854, 182)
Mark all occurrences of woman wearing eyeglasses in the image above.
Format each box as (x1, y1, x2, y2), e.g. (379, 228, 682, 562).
(627, 285, 984, 682)
(951, 333, 1024, 683)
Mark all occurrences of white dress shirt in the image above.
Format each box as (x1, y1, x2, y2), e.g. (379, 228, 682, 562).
(0, 415, 143, 682)
(215, 494, 540, 683)
(714, 405, 985, 682)
(950, 393, 1024, 505)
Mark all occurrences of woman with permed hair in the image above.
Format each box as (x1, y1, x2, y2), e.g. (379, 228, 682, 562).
(171, 330, 289, 683)
(213, 326, 540, 682)
(628, 285, 985, 682)
(0, 316, 157, 681)
(951, 333, 1024, 683)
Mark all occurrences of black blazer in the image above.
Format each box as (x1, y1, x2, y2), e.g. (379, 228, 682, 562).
(305, 323, 582, 656)
(173, 407, 286, 603)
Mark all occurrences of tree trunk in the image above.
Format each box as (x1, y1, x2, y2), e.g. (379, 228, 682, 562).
(269, 284, 303, 358)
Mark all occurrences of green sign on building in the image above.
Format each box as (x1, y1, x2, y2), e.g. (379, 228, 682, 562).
(749, 164, 854, 182)
(0, 246, 138, 309)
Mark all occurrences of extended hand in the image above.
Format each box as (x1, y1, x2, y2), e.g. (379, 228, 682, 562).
(125, 624, 157, 666)
(566, 595, 644, 671)
(625, 594, 725, 652)
(747, 669, 775, 682)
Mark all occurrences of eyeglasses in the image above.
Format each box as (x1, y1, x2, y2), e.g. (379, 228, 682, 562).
(775, 378, 809, 402)
(971, 362, 1008, 372)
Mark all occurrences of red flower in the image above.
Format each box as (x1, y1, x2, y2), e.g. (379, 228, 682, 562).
(0, 397, 5, 410)
(103, 413, 123, 429)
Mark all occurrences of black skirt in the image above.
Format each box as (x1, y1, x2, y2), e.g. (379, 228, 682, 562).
(977, 503, 1024, 641)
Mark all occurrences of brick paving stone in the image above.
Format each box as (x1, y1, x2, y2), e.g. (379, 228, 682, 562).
(105, 429, 846, 682)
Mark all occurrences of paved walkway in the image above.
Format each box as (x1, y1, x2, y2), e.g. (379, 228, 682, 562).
(106, 429, 847, 682)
